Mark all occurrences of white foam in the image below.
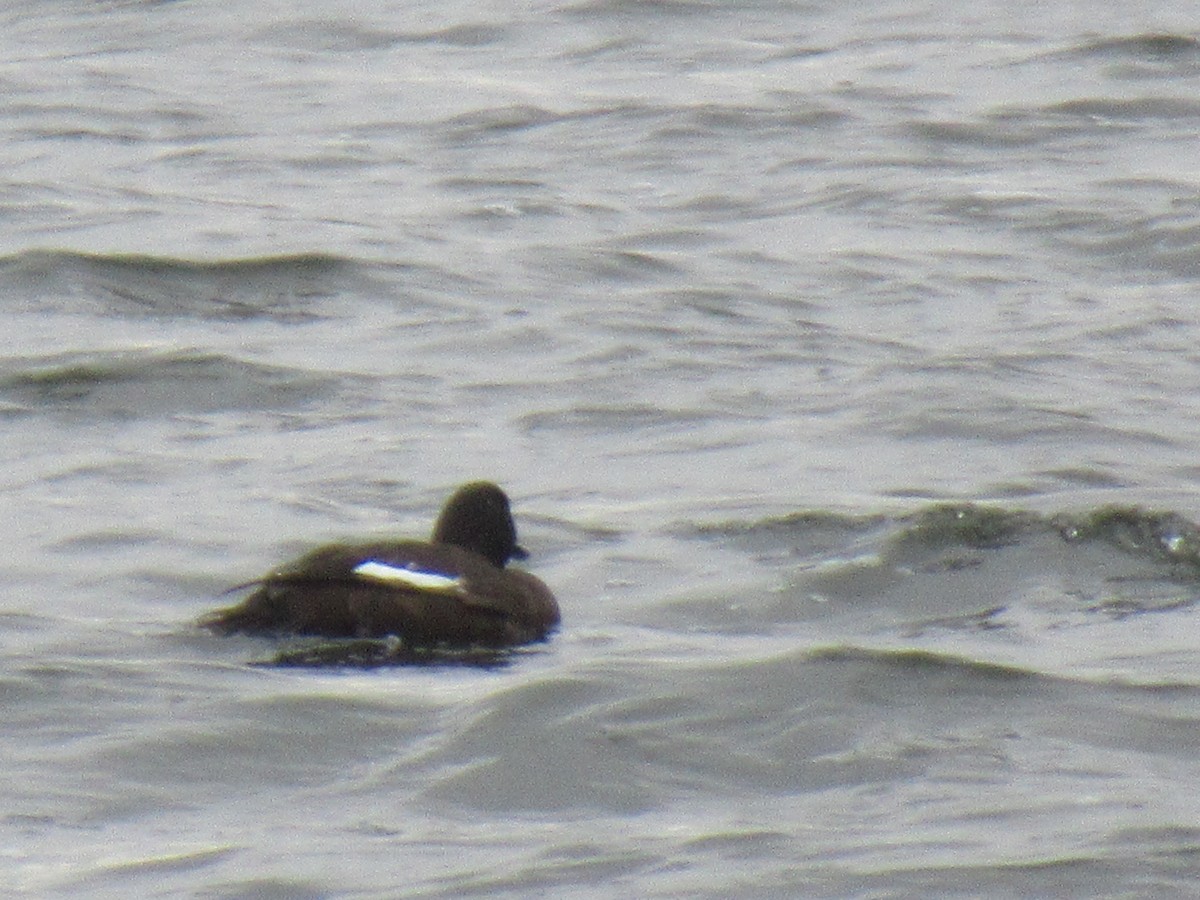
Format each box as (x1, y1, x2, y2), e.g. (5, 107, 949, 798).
(352, 561, 463, 593)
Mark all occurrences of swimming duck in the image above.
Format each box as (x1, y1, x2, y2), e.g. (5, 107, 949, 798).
(201, 481, 559, 648)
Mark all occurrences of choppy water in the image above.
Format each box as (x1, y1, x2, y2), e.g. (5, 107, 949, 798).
(4, 1, 1200, 896)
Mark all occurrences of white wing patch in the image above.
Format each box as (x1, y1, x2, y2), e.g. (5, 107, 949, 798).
(353, 561, 464, 595)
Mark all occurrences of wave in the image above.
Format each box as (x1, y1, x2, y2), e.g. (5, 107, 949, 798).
(0, 249, 377, 322)
(0, 348, 364, 418)
(1068, 33, 1200, 64)
(1045, 96, 1200, 122)
(698, 502, 1200, 569)
(650, 502, 1200, 651)
(251, 19, 508, 52)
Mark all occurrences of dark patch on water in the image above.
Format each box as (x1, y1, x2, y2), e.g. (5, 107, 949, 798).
(1051, 505, 1200, 569)
(255, 637, 517, 669)
(896, 503, 1039, 550)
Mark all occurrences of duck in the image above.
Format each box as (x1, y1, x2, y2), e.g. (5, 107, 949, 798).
(200, 481, 559, 648)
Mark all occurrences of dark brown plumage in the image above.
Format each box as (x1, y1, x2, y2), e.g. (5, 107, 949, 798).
(200, 482, 559, 648)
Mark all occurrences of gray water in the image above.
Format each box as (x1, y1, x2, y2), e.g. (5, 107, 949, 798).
(4, 1, 1200, 896)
